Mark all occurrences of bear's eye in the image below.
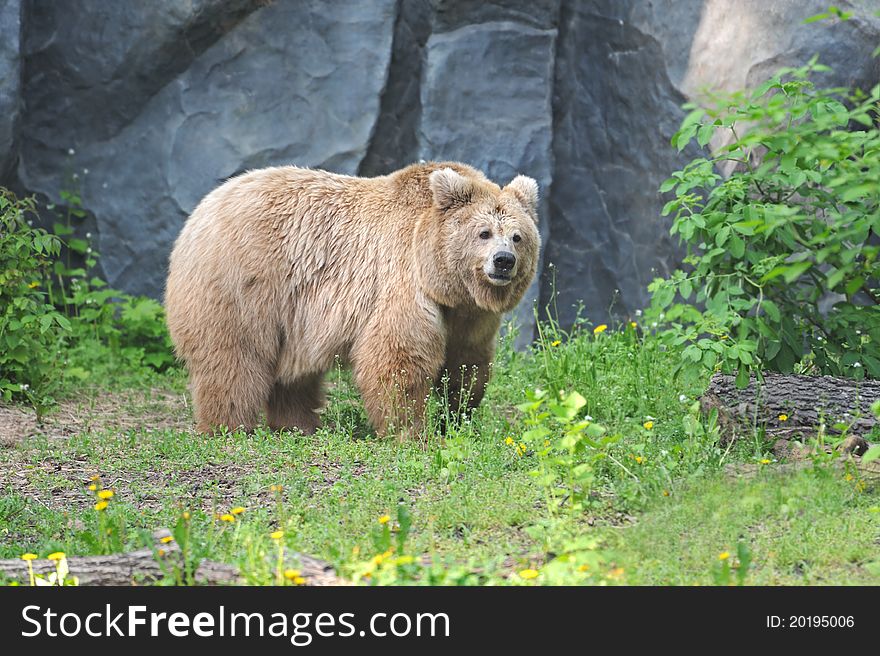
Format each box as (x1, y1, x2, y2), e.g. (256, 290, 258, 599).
(479, 230, 491, 240)
(512, 234, 522, 243)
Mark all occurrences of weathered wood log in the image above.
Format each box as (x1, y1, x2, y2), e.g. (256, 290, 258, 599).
(0, 530, 347, 586)
(701, 372, 880, 444)
(700, 371, 880, 476)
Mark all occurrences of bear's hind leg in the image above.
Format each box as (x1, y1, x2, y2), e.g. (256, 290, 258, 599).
(191, 353, 274, 434)
(266, 374, 325, 435)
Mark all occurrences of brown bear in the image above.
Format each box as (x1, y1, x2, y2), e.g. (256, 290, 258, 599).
(164, 161, 540, 437)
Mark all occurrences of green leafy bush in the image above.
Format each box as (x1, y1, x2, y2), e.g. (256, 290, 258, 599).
(47, 187, 175, 375)
(648, 59, 880, 385)
(0, 190, 71, 417)
(1, 185, 175, 418)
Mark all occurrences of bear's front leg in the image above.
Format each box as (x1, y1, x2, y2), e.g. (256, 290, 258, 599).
(351, 312, 445, 439)
(437, 350, 493, 420)
(356, 365, 434, 439)
(436, 311, 499, 422)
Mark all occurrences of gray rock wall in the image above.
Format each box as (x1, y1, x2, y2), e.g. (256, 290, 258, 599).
(0, 0, 20, 181)
(3, 0, 880, 338)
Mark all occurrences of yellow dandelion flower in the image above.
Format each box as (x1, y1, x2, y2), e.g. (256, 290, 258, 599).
(219, 514, 235, 523)
(47, 552, 65, 561)
(505, 436, 515, 446)
(230, 506, 245, 515)
(593, 324, 608, 335)
(160, 536, 174, 544)
(20, 553, 38, 561)
(577, 564, 590, 572)
(607, 568, 625, 579)
(551, 340, 561, 347)
(718, 551, 730, 561)
(97, 490, 114, 500)
(518, 568, 539, 580)
(87, 484, 97, 492)
(845, 472, 854, 482)
(157, 548, 166, 557)
(643, 420, 654, 430)
(294, 576, 306, 585)
(94, 501, 108, 511)
(270, 530, 284, 540)
(759, 458, 771, 465)
(630, 321, 637, 328)
(778, 414, 788, 422)
(662, 490, 670, 497)
(182, 512, 191, 520)
(283, 569, 302, 581)
(378, 514, 391, 525)
(634, 456, 645, 465)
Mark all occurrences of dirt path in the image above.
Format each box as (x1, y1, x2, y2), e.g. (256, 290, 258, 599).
(0, 388, 192, 446)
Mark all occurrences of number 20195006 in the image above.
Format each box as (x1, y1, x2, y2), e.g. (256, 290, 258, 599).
(766, 616, 854, 628)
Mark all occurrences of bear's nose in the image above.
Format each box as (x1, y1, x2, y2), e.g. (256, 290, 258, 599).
(493, 251, 516, 271)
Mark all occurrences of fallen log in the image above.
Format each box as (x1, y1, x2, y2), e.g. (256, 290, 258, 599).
(0, 529, 347, 586)
(700, 371, 879, 461)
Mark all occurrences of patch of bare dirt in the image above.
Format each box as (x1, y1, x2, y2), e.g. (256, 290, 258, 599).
(1, 457, 259, 515)
(305, 459, 368, 496)
(0, 405, 37, 447)
(0, 388, 192, 445)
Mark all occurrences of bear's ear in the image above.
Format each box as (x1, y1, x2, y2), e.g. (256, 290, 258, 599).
(505, 175, 539, 222)
(429, 168, 477, 211)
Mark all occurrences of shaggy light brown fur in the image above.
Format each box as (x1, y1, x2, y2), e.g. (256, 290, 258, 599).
(165, 161, 540, 437)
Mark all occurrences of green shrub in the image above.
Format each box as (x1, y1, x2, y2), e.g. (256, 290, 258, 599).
(1, 186, 176, 418)
(46, 187, 175, 375)
(648, 58, 880, 386)
(0, 189, 71, 418)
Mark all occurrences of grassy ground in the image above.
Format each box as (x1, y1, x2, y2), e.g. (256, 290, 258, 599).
(1, 322, 878, 585)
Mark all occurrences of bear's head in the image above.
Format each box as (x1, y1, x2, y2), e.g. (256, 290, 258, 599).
(419, 166, 541, 315)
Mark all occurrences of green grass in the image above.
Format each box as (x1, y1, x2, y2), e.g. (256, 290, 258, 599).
(1, 321, 878, 585)
(606, 470, 880, 584)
